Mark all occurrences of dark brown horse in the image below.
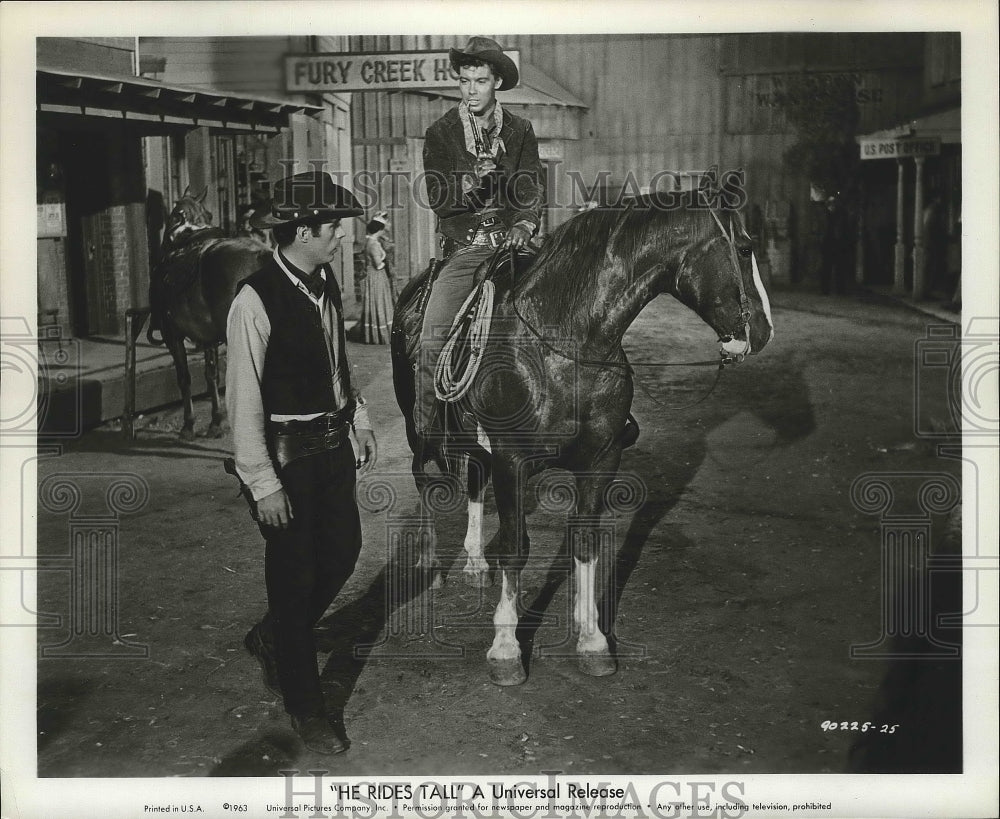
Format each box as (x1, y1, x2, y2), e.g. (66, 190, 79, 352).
(149, 187, 271, 438)
(391, 197, 774, 686)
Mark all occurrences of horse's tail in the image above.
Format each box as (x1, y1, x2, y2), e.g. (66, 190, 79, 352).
(390, 260, 439, 456)
(146, 314, 166, 346)
(146, 261, 167, 345)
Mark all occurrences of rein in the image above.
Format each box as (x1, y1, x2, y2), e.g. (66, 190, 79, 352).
(432, 209, 753, 414)
(506, 209, 754, 410)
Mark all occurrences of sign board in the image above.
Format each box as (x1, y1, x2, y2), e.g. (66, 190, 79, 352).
(537, 141, 563, 161)
(37, 203, 67, 238)
(285, 50, 520, 93)
(859, 137, 941, 160)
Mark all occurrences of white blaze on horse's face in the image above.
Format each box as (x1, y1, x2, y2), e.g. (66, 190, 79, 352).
(750, 251, 774, 344)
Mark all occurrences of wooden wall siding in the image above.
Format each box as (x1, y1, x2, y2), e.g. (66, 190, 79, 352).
(925, 33, 961, 110)
(37, 38, 136, 76)
(725, 69, 924, 136)
(139, 37, 310, 96)
(719, 33, 924, 75)
(341, 32, 947, 276)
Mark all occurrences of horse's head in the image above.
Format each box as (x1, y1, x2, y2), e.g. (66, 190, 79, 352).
(164, 186, 213, 249)
(671, 209, 774, 360)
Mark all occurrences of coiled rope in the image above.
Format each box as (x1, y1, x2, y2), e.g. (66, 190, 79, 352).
(434, 279, 496, 402)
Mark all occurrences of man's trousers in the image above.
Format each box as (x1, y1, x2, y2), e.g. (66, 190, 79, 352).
(416, 244, 495, 437)
(259, 444, 361, 718)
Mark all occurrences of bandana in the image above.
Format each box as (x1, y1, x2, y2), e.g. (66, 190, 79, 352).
(459, 100, 506, 160)
(275, 248, 326, 301)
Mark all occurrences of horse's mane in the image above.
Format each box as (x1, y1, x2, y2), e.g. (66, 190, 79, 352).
(518, 200, 718, 315)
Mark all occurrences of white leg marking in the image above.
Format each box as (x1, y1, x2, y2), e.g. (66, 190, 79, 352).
(574, 558, 610, 654)
(463, 499, 489, 576)
(750, 253, 775, 342)
(476, 422, 492, 454)
(486, 572, 520, 661)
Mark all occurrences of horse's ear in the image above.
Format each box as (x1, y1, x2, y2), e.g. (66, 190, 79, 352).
(182, 185, 192, 198)
(197, 187, 209, 203)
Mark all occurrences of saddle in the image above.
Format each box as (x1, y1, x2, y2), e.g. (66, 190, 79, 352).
(397, 247, 536, 364)
(157, 230, 228, 305)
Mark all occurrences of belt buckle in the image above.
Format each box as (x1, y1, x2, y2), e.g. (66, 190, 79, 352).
(488, 231, 503, 248)
(480, 216, 498, 228)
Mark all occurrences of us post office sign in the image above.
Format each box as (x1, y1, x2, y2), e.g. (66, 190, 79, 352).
(859, 137, 941, 160)
(285, 50, 520, 93)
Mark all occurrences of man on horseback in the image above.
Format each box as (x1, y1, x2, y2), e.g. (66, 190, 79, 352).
(225, 171, 377, 755)
(416, 36, 545, 440)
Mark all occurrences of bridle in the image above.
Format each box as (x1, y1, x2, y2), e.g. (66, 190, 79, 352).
(165, 201, 211, 246)
(509, 207, 755, 368)
(433, 206, 757, 413)
(708, 208, 753, 364)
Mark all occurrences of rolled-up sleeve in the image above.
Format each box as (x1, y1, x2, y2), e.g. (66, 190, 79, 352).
(225, 287, 282, 501)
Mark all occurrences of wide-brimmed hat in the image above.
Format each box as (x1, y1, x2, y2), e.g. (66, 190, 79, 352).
(449, 36, 519, 89)
(250, 171, 364, 228)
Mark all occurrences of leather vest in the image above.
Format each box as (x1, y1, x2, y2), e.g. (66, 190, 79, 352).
(238, 259, 351, 416)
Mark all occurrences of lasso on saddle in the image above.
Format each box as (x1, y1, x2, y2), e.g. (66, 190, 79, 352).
(406, 248, 535, 408)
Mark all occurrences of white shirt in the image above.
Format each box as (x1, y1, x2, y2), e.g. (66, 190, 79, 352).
(225, 251, 371, 500)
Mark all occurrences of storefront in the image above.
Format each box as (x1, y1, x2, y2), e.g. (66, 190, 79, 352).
(856, 107, 961, 300)
(37, 58, 321, 339)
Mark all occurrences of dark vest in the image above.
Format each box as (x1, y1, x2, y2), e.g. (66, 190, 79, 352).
(238, 257, 352, 416)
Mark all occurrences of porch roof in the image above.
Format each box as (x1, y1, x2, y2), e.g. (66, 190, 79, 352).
(857, 106, 961, 145)
(37, 67, 323, 135)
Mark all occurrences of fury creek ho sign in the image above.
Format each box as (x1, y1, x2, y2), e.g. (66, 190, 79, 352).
(285, 50, 521, 93)
(859, 137, 941, 160)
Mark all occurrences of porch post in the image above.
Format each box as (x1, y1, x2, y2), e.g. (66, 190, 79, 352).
(855, 178, 865, 286)
(893, 159, 907, 294)
(912, 156, 927, 300)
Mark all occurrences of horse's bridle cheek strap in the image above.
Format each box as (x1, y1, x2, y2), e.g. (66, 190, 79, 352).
(707, 213, 754, 345)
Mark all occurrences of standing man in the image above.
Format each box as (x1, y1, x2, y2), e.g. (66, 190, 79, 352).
(226, 171, 377, 755)
(417, 36, 545, 439)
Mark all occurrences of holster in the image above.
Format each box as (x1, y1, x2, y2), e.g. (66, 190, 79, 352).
(223, 457, 259, 522)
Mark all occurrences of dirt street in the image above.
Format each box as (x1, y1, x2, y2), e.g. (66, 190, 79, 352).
(34, 291, 962, 778)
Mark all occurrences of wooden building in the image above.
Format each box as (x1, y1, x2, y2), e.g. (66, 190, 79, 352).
(38, 33, 959, 344)
(855, 33, 961, 300)
(345, 33, 935, 289)
(36, 36, 335, 340)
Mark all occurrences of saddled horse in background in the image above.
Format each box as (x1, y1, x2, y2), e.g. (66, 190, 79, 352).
(391, 195, 774, 686)
(149, 187, 271, 438)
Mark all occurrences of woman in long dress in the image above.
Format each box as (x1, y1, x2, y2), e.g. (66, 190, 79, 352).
(354, 212, 395, 344)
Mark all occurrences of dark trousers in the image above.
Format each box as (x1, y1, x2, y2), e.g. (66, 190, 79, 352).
(258, 444, 361, 718)
(416, 244, 495, 436)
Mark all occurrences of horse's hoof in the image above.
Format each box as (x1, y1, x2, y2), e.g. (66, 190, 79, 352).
(207, 424, 226, 439)
(463, 569, 492, 588)
(179, 427, 196, 441)
(578, 651, 617, 677)
(487, 657, 527, 686)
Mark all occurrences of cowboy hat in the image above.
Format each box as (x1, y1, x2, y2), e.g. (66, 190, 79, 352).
(449, 36, 519, 89)
(250, 171, 364, 229)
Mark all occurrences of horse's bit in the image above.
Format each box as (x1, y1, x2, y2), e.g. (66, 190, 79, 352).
(709, 208, 753, 364)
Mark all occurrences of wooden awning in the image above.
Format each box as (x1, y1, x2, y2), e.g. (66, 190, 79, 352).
(37, 67, 323, 135)
(857, 107, 961, 145)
